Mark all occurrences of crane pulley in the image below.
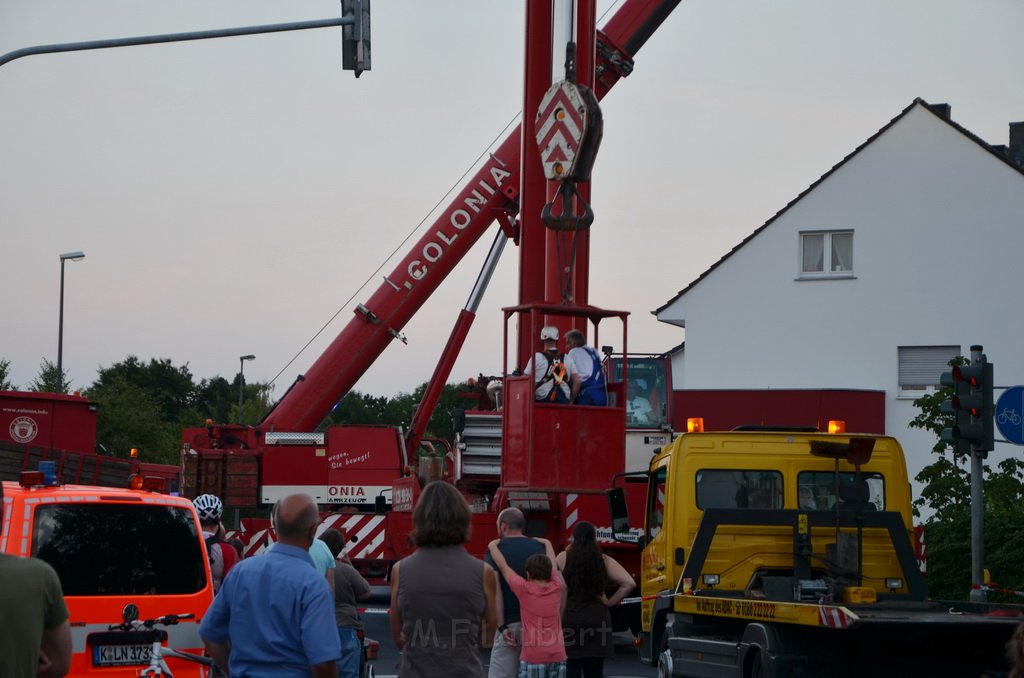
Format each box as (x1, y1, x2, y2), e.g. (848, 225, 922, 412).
(536, 78, 603, 231)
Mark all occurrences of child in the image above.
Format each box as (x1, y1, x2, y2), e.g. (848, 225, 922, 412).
(487, 537, 567, 678)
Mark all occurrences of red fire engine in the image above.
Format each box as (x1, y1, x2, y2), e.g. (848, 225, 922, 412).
(182, 0, 683, 627)
(0, 390, 180, 490)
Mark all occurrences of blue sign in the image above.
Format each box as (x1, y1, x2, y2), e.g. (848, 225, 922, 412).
(995, 386, 1024, 445)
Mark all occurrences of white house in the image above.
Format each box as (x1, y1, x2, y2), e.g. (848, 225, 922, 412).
(655, 99, 1024, 492)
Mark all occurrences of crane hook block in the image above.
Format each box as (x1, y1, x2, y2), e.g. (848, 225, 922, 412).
(541, 180, 595, 231)
(535, 80, 603, 182)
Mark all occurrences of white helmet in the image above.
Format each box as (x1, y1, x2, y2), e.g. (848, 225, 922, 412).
(540, 326, 559, 341)
(193, 494, 223, 522)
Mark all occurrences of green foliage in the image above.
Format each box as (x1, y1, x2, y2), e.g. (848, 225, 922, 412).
(192, 376, 235, 424)
(909, 356, 1024, 602)
(88, 375, 180, 464)
(28, 358, 68, 393)
(87, 357, 199, 464)
(92, 357, 195, 420)
(0, 358, 14, 390)
(13, 351, 469, 476)
(71, 353, 469, 467)
(234, 381, 274, 427)
(323, 381, 468, 443)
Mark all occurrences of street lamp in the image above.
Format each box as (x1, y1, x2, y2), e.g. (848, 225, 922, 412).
(57, 251, 85, 393)
(238, 354, 255, 424)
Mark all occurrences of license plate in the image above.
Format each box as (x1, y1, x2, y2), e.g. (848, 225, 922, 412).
(93, 643, 152, 667)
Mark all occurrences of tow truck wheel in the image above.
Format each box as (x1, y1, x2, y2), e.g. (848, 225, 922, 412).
(657, 647, 673, 678)
(745, 648, 767, 678)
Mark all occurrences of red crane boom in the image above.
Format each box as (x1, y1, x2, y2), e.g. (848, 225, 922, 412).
(261, 0, 681, 433)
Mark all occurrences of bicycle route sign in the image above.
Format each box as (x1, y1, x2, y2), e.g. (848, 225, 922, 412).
(995, 386, 1024, 445)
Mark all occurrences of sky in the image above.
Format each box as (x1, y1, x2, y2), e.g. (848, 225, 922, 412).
(2, 0, 1023, 400)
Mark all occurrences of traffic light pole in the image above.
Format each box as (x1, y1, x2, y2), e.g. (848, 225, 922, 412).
(969, 447, 985, 602)
(968, 345, 987, 603)
(941, 344, 994, 603)
(1, 5, 368, 74)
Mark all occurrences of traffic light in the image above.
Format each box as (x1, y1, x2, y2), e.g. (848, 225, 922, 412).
(940, 368, 973, 456)
(979, 360, 994, 452)
(342, 0, 371, 77)
(939, 355, 994, 455)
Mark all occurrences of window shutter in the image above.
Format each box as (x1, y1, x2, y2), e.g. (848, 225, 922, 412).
(898, 346, 960, 389)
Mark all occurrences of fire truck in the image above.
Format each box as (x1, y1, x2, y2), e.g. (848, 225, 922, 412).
(181, 0, 683, 617)
(0, 390, 179, 490)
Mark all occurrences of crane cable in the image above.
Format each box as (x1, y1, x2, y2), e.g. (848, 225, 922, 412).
(268, 0, 622, 389)
(268, 113, 522, 390)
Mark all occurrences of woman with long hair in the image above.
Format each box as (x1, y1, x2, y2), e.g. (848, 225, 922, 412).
(389, 481, 498, 677)
(557, 521, 634, 678)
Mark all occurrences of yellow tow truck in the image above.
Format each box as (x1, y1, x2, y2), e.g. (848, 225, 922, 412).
(608, 423, 1022, 677)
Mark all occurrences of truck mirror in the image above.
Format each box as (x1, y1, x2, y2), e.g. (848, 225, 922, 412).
(607, 487, 630, 535)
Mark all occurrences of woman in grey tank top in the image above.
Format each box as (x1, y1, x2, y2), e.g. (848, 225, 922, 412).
(390, 481, 498, 678)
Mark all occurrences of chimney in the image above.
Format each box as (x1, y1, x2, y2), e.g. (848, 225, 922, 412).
(928, 102, 951, 120)
(1010, 121, 1024, 169)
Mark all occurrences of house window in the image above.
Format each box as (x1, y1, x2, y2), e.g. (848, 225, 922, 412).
(800, 231, 853, 277)
(898, 345, 960, 396)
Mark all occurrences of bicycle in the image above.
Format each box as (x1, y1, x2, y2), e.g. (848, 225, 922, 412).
(104, 603, 222, 677)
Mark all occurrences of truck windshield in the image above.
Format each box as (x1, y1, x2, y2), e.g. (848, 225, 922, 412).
(31, 503, 206, 596)
(797, 471, 885, 511)
(696, 470, 784, 510)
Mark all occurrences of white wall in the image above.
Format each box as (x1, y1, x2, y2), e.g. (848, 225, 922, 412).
(660, 103, 1024, 496)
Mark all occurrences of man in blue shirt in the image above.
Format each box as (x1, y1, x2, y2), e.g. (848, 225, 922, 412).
(200, 493, 341, 677)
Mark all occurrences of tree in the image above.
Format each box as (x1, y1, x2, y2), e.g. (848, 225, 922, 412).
(27, 358, 68, 393)
(192, 376, 235, 424)
(88, 374, 180, 464)
(323, 381, 469, 444)
(87, 357, 199, 465)
(92, 356, 195, 420)
(325, 391, 392, 429)
(909, 358, 1024, 602)
(0, 358, 14, 390)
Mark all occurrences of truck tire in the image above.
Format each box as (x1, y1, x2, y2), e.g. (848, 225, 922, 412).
(657, 646, 674, 678)
(656, 619, 672, 678)
(745, 648, 767, 678)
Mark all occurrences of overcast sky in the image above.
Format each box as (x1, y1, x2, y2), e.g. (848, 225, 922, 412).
(2, 0, 1022, 399)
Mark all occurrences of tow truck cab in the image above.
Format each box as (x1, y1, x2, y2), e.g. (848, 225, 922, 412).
(622, 428, 921, 659)
(1, 472, 213, 676)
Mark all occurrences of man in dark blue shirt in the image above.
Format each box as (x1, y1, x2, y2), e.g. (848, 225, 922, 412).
(200, 494, 341, 678)
(484, 507, 546, 678)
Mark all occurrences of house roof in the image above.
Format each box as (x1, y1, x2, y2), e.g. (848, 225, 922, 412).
(653, 98, 1024, 316)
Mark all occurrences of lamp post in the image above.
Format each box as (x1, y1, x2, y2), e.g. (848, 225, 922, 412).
(57, 251, 86, 393)
(238, 354, 255, 424)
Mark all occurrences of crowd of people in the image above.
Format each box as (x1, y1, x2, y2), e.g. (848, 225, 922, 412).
(390, 483, 636, 678)
(197, 493, 374, 678)
(10, 482, 1024, 677)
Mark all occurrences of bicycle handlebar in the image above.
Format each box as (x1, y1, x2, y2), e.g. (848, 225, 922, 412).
(108, 613, 196, 632)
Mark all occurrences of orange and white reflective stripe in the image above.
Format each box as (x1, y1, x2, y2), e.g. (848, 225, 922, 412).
(565, 493, 579, 539)
(319, 514, 387, 559)
(817, 606, 853, 628)
(242, 528, 273, 557)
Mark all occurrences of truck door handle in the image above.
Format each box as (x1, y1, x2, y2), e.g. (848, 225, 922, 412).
(656, 563, 665, 571)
